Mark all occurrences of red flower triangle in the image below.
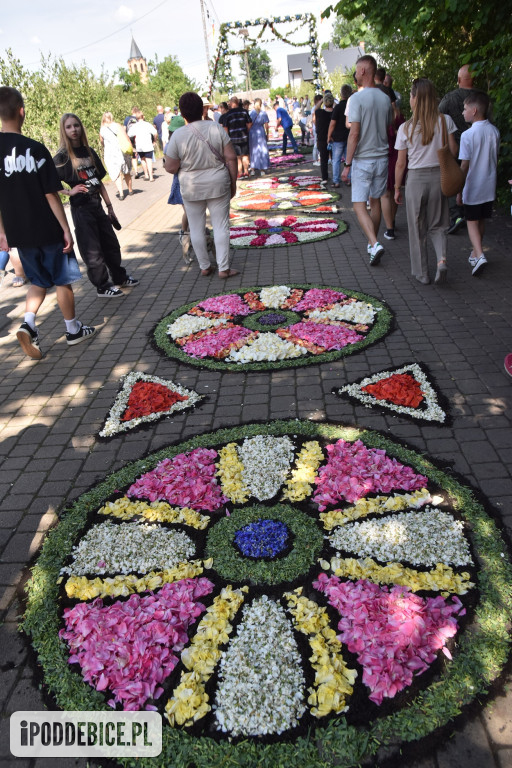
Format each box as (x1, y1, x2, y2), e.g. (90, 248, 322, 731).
(362, 372, 424, 408)
(333, 363, 447, 423)
(122, 381, 188, 421)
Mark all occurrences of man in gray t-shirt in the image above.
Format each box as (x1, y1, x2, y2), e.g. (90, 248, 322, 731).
(342, 55, 392, 266)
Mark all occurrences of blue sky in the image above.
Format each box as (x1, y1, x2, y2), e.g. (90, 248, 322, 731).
(0, 0, 334, 88)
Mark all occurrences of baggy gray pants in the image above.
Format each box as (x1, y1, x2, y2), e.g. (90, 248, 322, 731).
(405, 167, 449, 278)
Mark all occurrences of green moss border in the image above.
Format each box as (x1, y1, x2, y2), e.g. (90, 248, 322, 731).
(152, 283, 393, 372)
(205, 504, 324, 585)
(22, 419, 512, 768)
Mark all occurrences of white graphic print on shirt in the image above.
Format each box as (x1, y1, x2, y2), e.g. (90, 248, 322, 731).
(3, 148, 46, 177)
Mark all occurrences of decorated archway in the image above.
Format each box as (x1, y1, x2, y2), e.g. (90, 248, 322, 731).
(208, 14, 322, 97)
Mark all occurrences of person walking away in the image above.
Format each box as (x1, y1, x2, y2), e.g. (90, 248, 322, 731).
(327, 84, 352, 188)
(249, 99, 270, 176)
(381, 100, 406, 240)
(128, 110, 157, 182)
(99, 112, 133, 200)
(341, 55, 393, 265)
(0, 87, 96, 359)
(456, 91, 500, 276)
(54, 113, 139, 298)
(164, 92, 238, 279)
(394, 78, 458, 284)
(314, 93, 335, 185)
(124, 107, 140, 178)
(153, 105, 165, 151)
(439, 64, 477, 234)
(222, 97, 252, 179)
(274, 100, 299, 155)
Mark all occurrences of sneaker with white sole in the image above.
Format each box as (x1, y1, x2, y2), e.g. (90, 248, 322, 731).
(369, 242, 384, 266)
(468, 252, 478, 267)
(97, 286, 124, 298)
(384, 229, 395, 240)
(120, 276, 139, 288)
(16, 322, 42, 359)
(66, 323, 97, 346)
(367, 244, 372, 255)
(471, 254, 487, 276)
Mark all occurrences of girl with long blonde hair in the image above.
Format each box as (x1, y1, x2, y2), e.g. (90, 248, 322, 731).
(53, 113, 138, 298)
(394, 78, 458, 284)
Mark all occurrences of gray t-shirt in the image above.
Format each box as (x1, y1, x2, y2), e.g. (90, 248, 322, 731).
(166, 121, 231, 201)
(348, 87, 392, 160)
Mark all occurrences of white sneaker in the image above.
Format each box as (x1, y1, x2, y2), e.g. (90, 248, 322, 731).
(367, 244, 372, 254)
(471, 254, 487, 276)
(313, 161, 320, 166)
(369, 242, 384, 266)
(468, 251, 478, 267)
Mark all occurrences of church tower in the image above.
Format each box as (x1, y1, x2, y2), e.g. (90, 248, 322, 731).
(128, 36, 148, 83)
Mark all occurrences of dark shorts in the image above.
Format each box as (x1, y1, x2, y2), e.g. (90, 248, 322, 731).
(17, 242, 82, 288)
(464, 201, 493, 221)
(137, 150, 154, 159)
(232, 142, 249, 158)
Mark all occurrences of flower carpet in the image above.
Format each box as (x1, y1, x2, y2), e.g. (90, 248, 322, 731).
(238, 175, 324, 190)
(229, 215, 346, 248)
(333, 363, 449, 424)
(24, 420, 512, 768)
(269, 153, 307, 168)
(231, 188, 340, 213)
(153, 284, 392, 371)
(98, 372, 204, 438)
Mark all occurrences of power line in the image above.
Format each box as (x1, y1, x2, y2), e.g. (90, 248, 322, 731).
(59, 0, 169, 57)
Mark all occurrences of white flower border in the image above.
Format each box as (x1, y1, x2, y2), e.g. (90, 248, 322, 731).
(335, 363, 447, 423)
(99, 371, 204, 438)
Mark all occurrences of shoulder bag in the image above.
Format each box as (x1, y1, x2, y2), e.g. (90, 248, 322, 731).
(437, 114, 464, 197)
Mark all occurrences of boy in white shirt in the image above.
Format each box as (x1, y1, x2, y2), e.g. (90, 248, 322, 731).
(457, 91, 500, 275)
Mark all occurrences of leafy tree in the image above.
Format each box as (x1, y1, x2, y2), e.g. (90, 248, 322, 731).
(147, 55, 198, 106)
(240, 46, 273, 90)
(322, 0, 512, 202)
(327, 13, 378, 50)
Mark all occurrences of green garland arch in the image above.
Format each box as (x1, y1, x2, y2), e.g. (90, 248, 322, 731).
(208, 14, 322, 97)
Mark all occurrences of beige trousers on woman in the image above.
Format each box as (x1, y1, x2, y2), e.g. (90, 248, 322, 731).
(405, 167, 449, 279)
(183, 192, 231, 274)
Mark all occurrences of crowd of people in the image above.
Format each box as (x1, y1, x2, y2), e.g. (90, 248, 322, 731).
(0, 57, 507, 370)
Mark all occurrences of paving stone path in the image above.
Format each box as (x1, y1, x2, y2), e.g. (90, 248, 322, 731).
(1, 164, 511, 768)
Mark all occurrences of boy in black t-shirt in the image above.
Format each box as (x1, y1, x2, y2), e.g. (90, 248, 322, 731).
(0, 87, 96, 359)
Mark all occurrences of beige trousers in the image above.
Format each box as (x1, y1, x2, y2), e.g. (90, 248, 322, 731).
(183, 191, 231, 273)
(405, 167, 449, 278)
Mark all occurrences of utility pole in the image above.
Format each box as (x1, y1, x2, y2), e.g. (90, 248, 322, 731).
(240, 28, 253, 100)
(199, 0, 210, 85)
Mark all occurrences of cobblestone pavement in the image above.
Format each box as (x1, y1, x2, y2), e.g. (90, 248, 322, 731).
(1, 163, 511, 768)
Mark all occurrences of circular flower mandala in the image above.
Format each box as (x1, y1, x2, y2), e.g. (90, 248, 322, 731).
(25, 421, 512, 767)
(230, 215, 346, 247)
(238, 174, 324, 191)
(154, 284, 392, 372)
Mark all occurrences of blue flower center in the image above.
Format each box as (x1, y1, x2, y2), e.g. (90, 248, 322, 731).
(267, 226, 284, 233)
(234, 519, 289, 558)
(258, 313, 287, 325)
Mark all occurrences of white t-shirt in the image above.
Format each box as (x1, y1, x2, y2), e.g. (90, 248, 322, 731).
(347, 87, 392, 159)
(395, 114, 457, 169)
(127, 120, 157, 152)
(459, 120, 500, 205)
(166, 121, 231, 201)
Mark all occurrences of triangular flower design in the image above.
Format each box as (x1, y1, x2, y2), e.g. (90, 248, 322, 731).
(99, 371, 204, 438)
(332, 363, 447, 423)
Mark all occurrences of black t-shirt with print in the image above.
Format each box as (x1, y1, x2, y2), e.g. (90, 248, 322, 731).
(0, 132, 63, 248)
(330, 101, 350, 142)
(53, 146, 106, 207)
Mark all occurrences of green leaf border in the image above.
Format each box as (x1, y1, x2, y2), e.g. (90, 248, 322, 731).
(22, 419, 512, 768)
(152, 283, 393, 372)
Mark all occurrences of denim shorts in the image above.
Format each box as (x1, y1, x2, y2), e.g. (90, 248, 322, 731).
(17, 242, 82, 288)
(351, 157, 388, 202)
